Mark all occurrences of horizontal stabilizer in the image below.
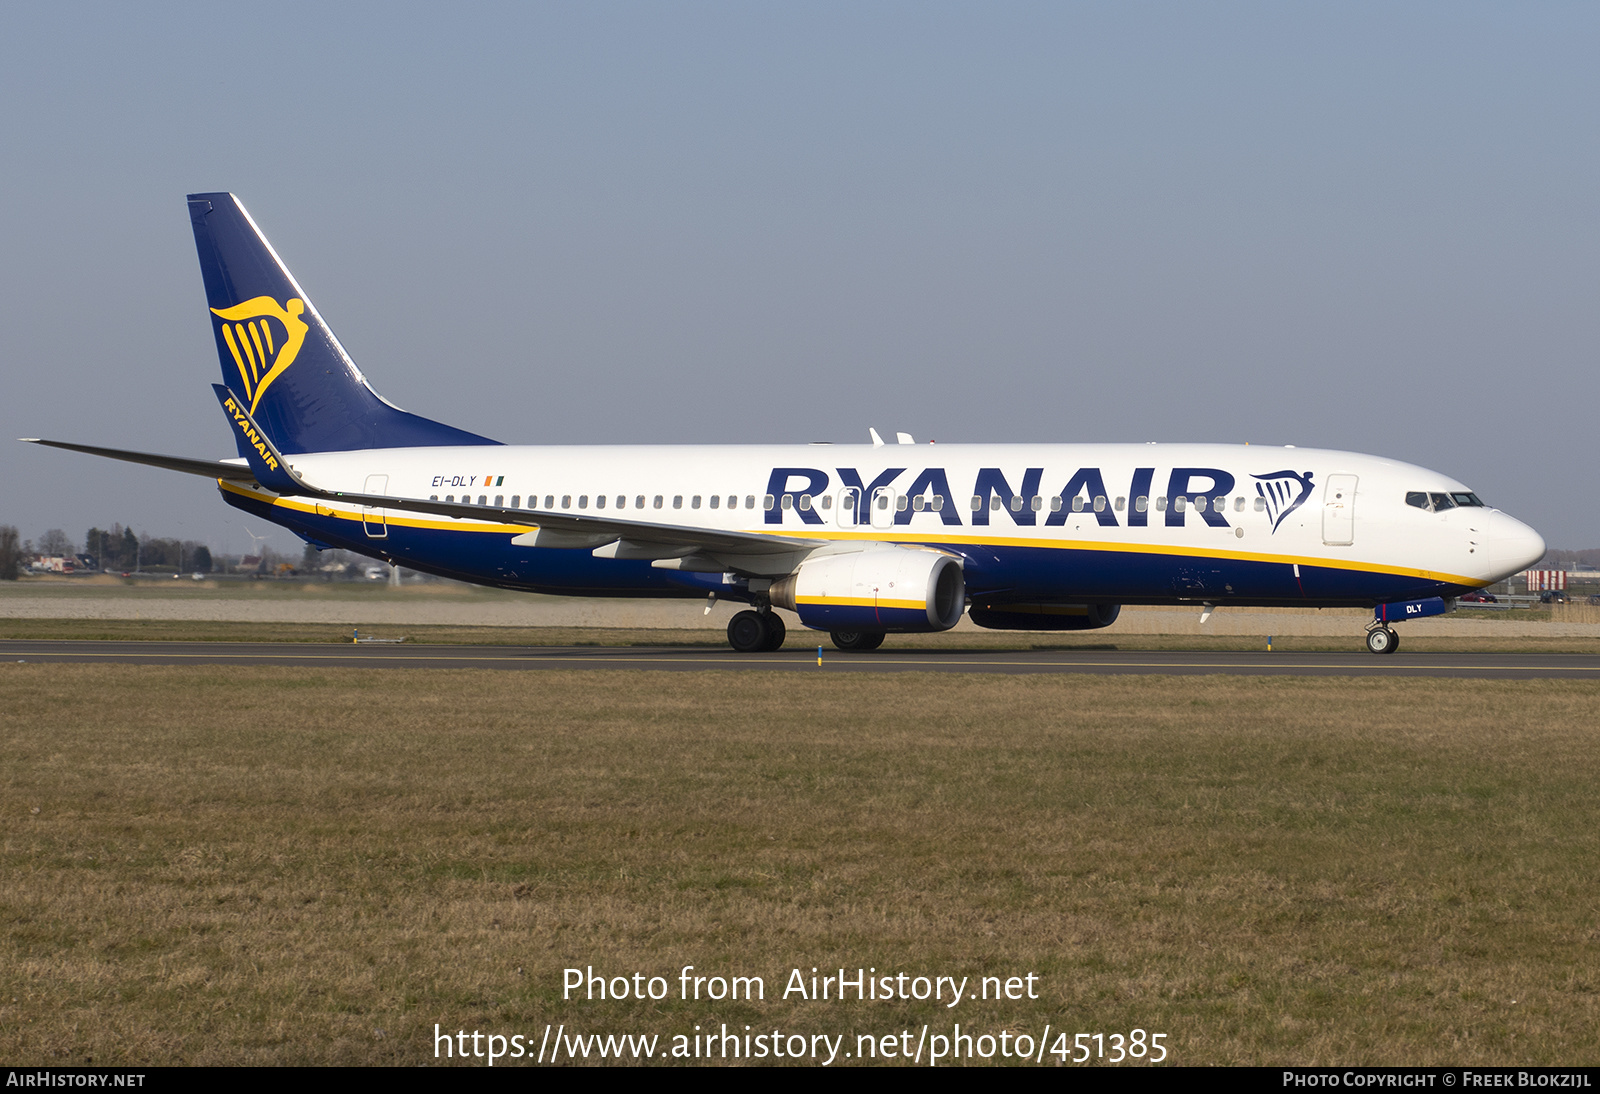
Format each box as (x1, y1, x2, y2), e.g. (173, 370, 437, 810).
(22, 438, 257, 481)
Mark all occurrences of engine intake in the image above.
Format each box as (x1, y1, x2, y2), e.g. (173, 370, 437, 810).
(769, 546, 965, 633)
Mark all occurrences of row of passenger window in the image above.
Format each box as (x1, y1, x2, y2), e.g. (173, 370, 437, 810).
(1405, 491, 1484, 512)
(951, 494, 1259, 514)
(424, 491, 1274, 516)
(428, 493, 761, 510)
(777, 494, 1265, 514)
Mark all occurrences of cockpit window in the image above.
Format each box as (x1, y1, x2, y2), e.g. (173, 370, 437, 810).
(1409, 490, 1486, 512)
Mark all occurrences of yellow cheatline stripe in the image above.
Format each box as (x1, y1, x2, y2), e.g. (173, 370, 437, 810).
(217, 482, 1478, 586)
(221, 480, 525, 534)
(749, 527, 1481, 586)
(796, 595, 926, 611)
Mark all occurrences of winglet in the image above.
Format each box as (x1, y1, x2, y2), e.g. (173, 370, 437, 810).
(211, 383, 305, 494)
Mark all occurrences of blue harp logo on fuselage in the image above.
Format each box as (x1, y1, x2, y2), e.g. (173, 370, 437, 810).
(211, 296, 309, 414)
(1252, 470, 1315, 533)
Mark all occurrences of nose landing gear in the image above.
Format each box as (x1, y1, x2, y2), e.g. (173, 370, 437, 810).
(1365, 596, 1451, 654)
(1365, 624, 1400, 655)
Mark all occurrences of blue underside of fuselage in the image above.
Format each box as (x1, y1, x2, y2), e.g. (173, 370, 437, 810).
(225, 490, 1473, 612)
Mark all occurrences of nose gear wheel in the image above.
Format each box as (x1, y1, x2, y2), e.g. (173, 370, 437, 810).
(1365, 627, 1399, 655)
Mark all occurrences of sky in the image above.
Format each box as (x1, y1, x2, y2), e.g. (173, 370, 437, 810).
(3, 2, 1597, 557)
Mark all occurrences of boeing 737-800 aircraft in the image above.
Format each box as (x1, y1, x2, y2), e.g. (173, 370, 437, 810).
(27, 194, 1547, 654)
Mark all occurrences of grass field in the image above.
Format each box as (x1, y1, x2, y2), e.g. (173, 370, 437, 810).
(3, 666, 1598, 1066)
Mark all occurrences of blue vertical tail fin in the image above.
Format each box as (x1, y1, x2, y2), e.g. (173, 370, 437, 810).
(187, 192, 499, 455)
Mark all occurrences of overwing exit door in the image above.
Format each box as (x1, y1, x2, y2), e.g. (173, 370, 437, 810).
(871, 486, 896, 529)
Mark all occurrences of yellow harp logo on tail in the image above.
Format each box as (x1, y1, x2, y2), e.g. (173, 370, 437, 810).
(211, 296, 309, 414)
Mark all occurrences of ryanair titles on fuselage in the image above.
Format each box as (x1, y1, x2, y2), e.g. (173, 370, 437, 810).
(760, 465, 1315, 532)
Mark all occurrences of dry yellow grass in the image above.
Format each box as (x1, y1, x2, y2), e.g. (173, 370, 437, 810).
(2, 666, 1597, 1065)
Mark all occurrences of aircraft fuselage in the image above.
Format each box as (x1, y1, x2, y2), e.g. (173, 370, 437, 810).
(220, 441, 1544, 610)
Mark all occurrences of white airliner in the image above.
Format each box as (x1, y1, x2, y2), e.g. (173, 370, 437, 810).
(27, 194, 1546, 654)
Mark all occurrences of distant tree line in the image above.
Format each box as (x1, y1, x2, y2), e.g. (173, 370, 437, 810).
(0, 524, 220, 575)
(1541, 548, 1600, 570)
(82, 525, 212, 573)
(0, 520, 416, 580)
(0, 521, 396, 579)
(81, 526, 139, 569)
(0, 526, 19, 580)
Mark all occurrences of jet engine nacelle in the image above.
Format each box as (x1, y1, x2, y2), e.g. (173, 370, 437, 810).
(769, 546, 965, 633)
(968, 601, 1122, 631)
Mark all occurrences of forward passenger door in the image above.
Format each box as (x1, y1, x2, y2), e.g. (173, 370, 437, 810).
(1322, 474, 1357, 546)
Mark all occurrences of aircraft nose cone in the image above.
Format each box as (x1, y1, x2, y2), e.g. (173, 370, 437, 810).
(1489, 510, 1546, 576)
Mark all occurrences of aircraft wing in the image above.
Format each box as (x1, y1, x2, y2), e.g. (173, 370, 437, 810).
(22, 438, 258, 481)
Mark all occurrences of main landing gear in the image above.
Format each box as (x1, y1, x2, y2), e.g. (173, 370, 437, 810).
(724, 611, 890, 654)
(1365, 625, 1400, 655)
(727, 609, 786, 653)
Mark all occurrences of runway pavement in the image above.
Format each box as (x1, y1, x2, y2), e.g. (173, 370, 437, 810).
(3, 639, 1599, 678)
